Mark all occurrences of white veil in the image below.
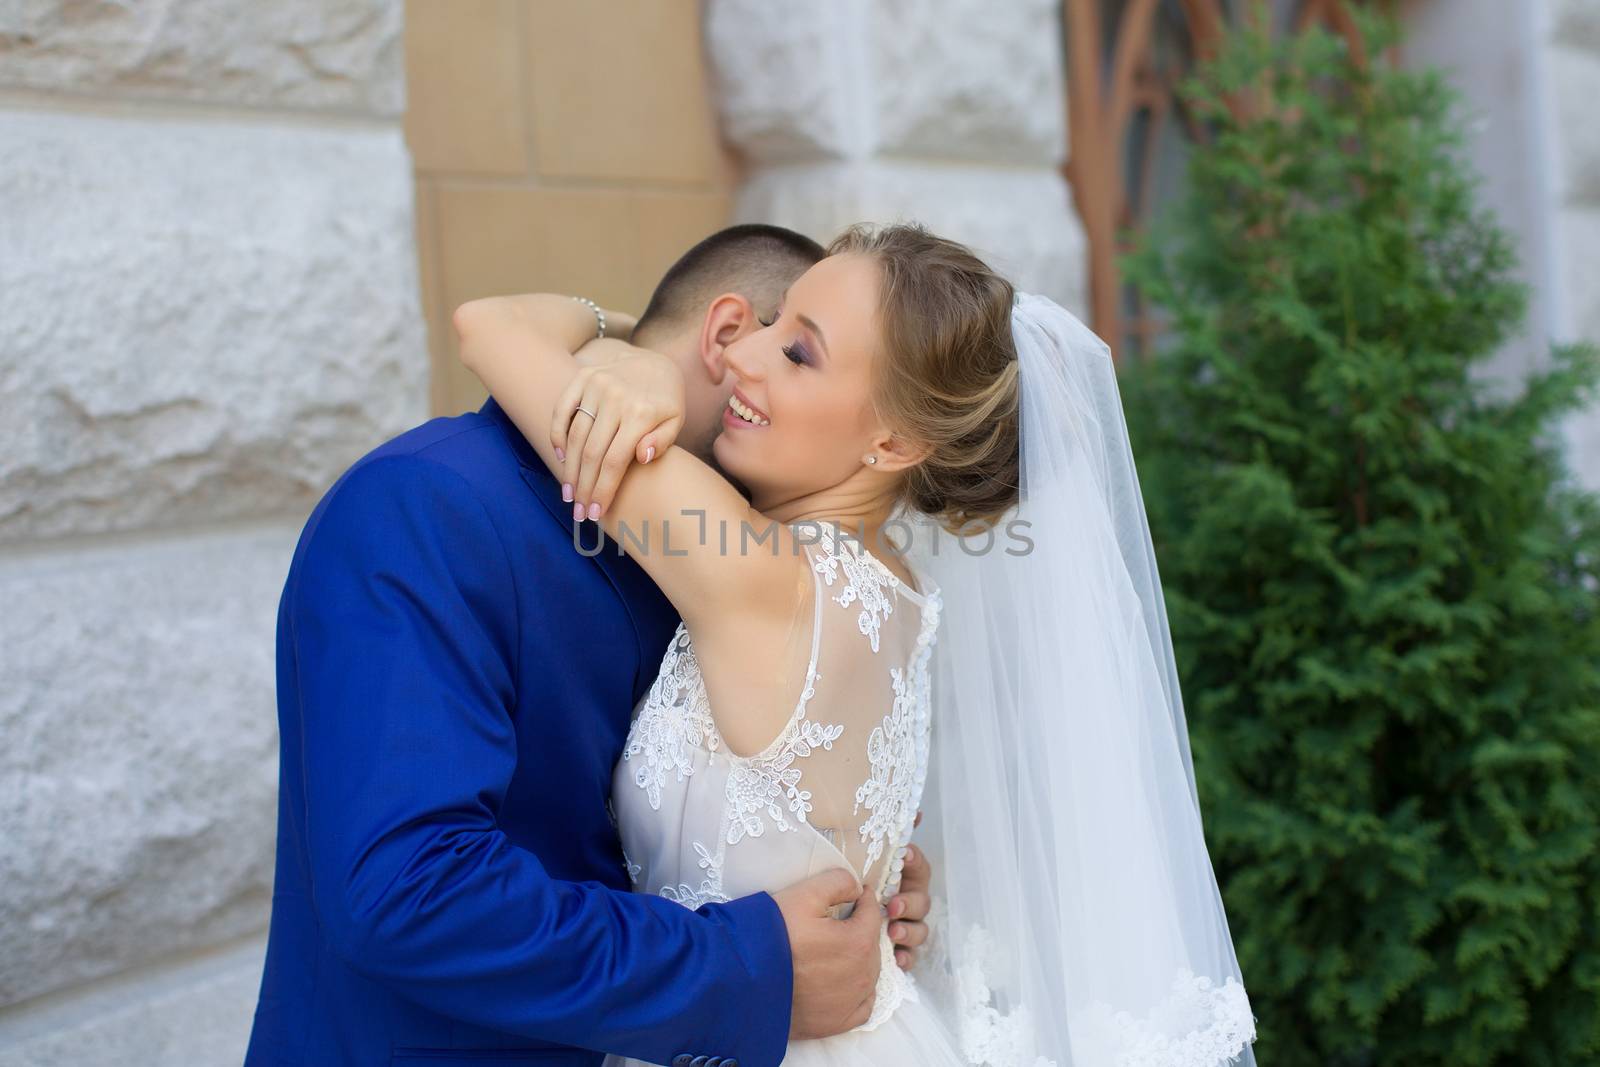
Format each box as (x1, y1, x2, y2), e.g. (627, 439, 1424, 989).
(905, 293, 1258, 1067)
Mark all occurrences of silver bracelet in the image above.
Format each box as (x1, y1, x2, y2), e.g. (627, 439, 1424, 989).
(570, 295, 606, 340)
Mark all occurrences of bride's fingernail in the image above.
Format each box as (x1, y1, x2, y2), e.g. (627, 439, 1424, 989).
(645, 445, 655, 463)
(572, 501, 584, 522)
(555, 446, 565, 462)
(588, 502, 601, 521)
(888, 898, 904, 918)
(562, 483, 573, 503)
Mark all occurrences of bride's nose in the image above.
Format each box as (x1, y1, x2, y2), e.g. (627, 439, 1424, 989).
(723, 335, 767, 383)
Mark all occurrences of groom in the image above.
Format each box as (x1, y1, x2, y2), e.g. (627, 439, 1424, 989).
(244, 224, 932, 1067)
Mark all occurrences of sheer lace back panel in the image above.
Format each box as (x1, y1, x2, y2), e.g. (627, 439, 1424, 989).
(612, 522, 941, 1030)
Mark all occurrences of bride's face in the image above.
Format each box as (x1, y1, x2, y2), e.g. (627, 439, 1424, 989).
(711, 253, 888, 509)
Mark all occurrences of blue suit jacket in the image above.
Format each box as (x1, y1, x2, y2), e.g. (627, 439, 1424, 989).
(245, 400, 792, 1067)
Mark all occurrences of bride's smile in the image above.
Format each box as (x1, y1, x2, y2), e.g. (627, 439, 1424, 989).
(724, 389, 769, 427)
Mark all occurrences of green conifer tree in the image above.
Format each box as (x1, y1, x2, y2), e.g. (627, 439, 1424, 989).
(1122, 19, 1600, 1067)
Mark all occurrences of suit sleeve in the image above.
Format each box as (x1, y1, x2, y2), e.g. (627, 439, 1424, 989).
(290, 454, 793, 1067)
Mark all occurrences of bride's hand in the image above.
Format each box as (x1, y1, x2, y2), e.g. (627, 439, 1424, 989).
(550, 339, 684, 519)
(888, 840, 932, 970)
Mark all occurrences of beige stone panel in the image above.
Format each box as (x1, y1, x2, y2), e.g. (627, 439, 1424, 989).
(634, 191, 736, 296)
(432, 184, 729, 412)
(435, 353, 490, 417)
(440, 186, 614, 412)
(523, 0, 723, 184)
(436, 184, 730, 312)
(436, 185, 645, 310)
(413, 177, 477, 416)
(404, 0, 529, 175)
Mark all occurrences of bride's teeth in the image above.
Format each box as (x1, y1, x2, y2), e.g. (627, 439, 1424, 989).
(728, 396, 768, 426)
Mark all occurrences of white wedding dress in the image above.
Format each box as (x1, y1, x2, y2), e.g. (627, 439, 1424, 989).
(606, 294, 1259, 1067)
(607, 522, 969, 1067)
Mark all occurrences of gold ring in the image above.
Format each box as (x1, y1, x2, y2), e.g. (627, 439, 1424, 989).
(574, 406, 597, 420)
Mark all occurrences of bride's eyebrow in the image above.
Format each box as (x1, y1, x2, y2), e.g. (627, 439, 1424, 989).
(797, 313, 829, 359)
(774, 284, 828, 359)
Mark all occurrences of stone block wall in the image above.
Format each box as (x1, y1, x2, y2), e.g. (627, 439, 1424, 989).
(0, 1, 427, 1063)
(705, 0, 1086, 314)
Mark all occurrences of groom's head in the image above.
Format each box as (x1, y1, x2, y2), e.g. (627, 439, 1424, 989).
(634, 223, 825, 462)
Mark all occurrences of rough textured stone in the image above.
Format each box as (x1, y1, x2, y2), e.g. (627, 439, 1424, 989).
(707, 0, 1065, 167)
(710, 0, 1080, 307)
(0, 529, 290, 1007)
(1551, 0, 1600, 55)
(0, 936, 264, 1066)
(705, 0, 858, 162)
(871, 0, 1064, 165)
(1550, 46, 1600, 205)
(736, 162, 1088, 314)
(0, 0, 404, 117)
(0, 109, 428, 545)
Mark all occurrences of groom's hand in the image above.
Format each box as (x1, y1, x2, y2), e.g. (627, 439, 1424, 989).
(772, 869, 882, 1039)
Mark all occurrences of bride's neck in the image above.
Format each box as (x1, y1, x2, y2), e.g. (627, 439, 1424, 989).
(756, 484, 900, 546)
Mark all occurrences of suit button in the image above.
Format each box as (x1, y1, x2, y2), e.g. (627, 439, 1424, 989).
(671, 1057, 692, 1067)
(690, 1058, 710, 1067)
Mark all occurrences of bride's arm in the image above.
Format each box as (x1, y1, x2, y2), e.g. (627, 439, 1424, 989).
(452, 295, 635, 476)
(452, 295, 805, 631)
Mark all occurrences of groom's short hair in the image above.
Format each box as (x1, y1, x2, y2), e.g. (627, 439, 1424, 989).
(634, 223, 825, 345)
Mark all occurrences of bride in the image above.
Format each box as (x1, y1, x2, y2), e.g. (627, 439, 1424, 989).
(453, 223, 1258, 1067)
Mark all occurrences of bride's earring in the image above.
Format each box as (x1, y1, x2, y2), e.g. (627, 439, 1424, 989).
(864, 455, 879, 466)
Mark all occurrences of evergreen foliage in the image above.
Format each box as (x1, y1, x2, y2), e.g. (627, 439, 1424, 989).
(1122, 19, 1600, 1066)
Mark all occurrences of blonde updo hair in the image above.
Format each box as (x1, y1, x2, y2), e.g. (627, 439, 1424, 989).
(827, 223, 1021, 533)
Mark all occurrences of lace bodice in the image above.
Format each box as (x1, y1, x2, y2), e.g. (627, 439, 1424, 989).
(611, 523, 941, 1032)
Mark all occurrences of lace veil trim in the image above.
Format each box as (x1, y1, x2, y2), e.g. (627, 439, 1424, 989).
(921, 911, 1257, 1067)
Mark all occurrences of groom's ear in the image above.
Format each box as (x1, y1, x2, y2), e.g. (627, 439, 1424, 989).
(697, 292, 756, 386)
